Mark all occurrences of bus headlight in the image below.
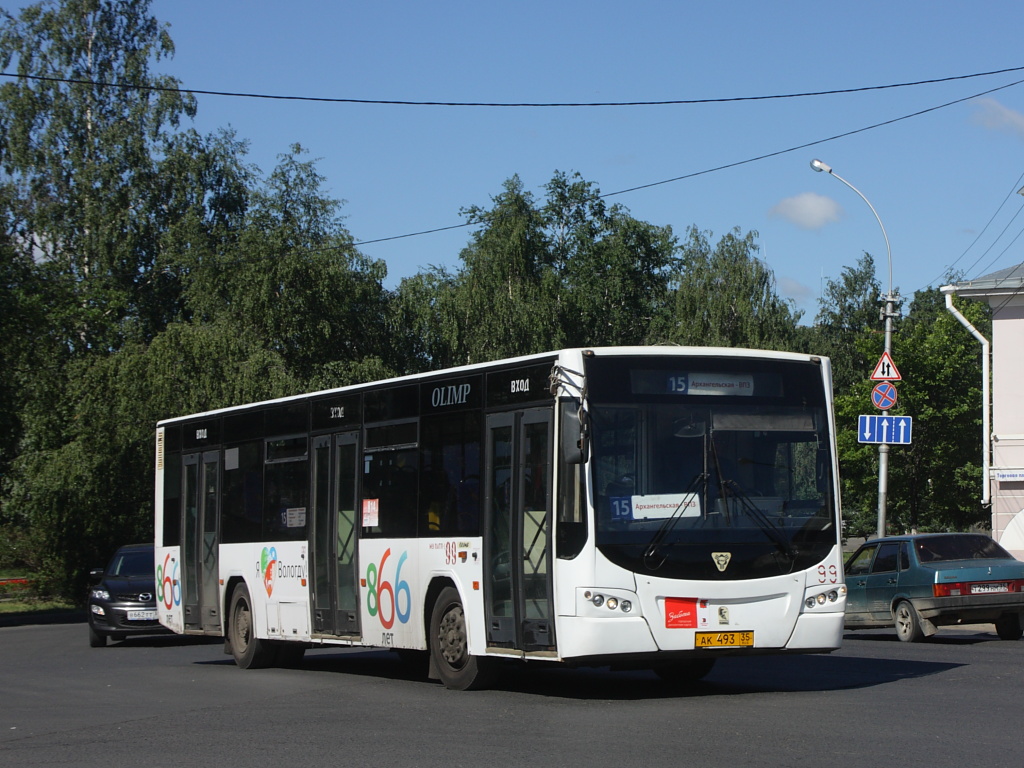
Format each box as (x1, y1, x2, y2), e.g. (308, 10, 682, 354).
(580, 589, 639, 616)
(804, 585, 846, 610)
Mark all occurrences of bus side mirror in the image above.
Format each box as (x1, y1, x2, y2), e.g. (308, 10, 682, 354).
(562, 406, 589, 465)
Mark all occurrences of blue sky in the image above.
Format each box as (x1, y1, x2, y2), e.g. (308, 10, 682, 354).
(147, 0, 1024, 319)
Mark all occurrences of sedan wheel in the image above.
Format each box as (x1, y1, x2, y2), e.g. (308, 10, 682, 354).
(894, 600, 924, 642)
(995, 614, 1023, 641)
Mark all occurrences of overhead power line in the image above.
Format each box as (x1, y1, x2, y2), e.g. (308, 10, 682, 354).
(356, 76, 1024, 246)
(2, 65, 1024, 107)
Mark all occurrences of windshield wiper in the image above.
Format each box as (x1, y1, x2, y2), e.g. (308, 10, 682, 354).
(719, 479, 797, 566)
(643, 472, 707, 571)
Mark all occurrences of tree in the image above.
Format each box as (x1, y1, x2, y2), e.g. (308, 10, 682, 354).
(396, 172, 681, 370)
(833, 287, 990, 535)
(0, 0, 198, 349)
(5, 320, 302, 595)
(544, 171, 678, 348)
(181, 144, 393, 384)
(655, 226, 802, 350)
(813, 253, 882, 391)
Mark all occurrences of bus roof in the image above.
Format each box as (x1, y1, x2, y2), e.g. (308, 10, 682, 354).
(156, 345, 827, 426)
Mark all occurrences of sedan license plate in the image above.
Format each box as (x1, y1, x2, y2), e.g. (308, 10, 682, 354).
(971, 582, 1008, 594)
(695, 631, 753, 648)
(127, 609, 157, 621)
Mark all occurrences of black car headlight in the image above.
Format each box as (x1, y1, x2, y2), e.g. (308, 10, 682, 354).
(90, 588, 110, 601)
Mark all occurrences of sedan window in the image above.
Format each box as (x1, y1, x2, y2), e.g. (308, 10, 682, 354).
(846, 545, 876, 575)
(871, 542, 900, 573)
(916, 535, 1012, 563)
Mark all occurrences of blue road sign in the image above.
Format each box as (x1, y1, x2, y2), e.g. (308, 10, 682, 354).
(858, 414, 913, 445)
(871, 381, 898, 410)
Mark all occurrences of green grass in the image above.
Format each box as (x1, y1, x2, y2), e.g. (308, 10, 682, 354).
(0, 598, 76, 614)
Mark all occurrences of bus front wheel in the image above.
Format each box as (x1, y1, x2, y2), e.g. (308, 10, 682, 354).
(229, 583, 276, 669)
(429, 587, 495, 690)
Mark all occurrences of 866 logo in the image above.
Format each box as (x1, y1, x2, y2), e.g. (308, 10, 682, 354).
(156, 552, 181, 610)
(365, 548, 411, 629)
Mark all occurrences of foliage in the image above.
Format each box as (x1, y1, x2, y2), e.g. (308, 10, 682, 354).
(833, 286, 991, 537)
(396, 171, 681, 369)
(813, 253, 881, 391)
(654, 226, 802, 350)
(0, 0, 196, 349)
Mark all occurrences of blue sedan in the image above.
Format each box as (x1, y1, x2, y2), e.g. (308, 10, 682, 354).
(844, 533, 1024, 642)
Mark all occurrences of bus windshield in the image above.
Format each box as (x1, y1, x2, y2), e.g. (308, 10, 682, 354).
(586, 356, 838, 580)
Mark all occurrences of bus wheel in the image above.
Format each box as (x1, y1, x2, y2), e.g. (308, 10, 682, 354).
(429, 587, 494, 690)
(229, 583, 276, 669)
(652, 658, 716, 685)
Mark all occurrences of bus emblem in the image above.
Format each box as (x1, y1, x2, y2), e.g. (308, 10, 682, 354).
(712, 552, 731, 572)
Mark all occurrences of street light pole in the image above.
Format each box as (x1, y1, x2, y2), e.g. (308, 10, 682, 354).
(811, 159, 897, 539)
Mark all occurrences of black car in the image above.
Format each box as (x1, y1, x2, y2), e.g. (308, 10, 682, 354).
(87, 543, 168, 647)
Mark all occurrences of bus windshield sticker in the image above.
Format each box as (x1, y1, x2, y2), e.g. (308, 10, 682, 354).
(285, 507, 306, 528)
(683, 374, 754, 396)
(631, 493, 701, 520)
(362, 498, 379, 527)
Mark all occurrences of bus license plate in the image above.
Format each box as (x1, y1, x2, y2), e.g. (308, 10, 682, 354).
(695, 631, 753, 648)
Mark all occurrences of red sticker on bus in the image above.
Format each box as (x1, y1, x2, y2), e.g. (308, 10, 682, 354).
(665, 597, 698, 628)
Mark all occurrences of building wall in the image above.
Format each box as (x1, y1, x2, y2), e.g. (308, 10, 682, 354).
(990, 302, 1024, 557)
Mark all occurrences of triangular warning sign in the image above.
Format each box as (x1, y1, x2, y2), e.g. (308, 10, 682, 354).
(870, 351, 901, 381)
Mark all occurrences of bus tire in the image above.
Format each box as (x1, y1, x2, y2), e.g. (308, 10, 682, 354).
(652, 658, 716, 685)
(429, 586, 495, 690)
(229, 583, 276, 669)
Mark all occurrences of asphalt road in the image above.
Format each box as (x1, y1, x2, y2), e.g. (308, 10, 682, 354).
(1, 618, 1020, 768)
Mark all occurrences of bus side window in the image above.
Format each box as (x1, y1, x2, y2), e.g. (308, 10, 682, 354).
(420, 412, 481, 537)
(361, 448, 417, 538)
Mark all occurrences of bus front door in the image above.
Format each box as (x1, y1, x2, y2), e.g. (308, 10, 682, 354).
(182, 451, 221, 633)
(485, 410, 555, 653)
(311, 432, 361, 637)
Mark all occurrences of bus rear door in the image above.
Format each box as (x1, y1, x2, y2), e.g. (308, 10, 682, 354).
(182, 450, 221, 633)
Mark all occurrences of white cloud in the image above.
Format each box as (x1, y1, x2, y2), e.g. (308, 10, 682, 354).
(778, 275, 814, 303)
(971, 98, 1024, 141)
(769, 192, 842, 230)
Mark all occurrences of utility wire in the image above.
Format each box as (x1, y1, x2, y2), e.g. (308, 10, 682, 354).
(356, 76, 1024, 246)
(923, 170, 1024, 287)
(963, 203, 1024, 279)
(2, 65, 1024, 107)
(7, 65, 1024, 272)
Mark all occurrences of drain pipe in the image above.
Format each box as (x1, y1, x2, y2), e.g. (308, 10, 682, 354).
(941, 286, 991, 506)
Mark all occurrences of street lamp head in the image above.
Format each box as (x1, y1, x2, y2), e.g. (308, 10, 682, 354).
(810, 158, 832, 174)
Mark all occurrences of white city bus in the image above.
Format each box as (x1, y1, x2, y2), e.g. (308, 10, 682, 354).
(155, 346, 846, 689)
